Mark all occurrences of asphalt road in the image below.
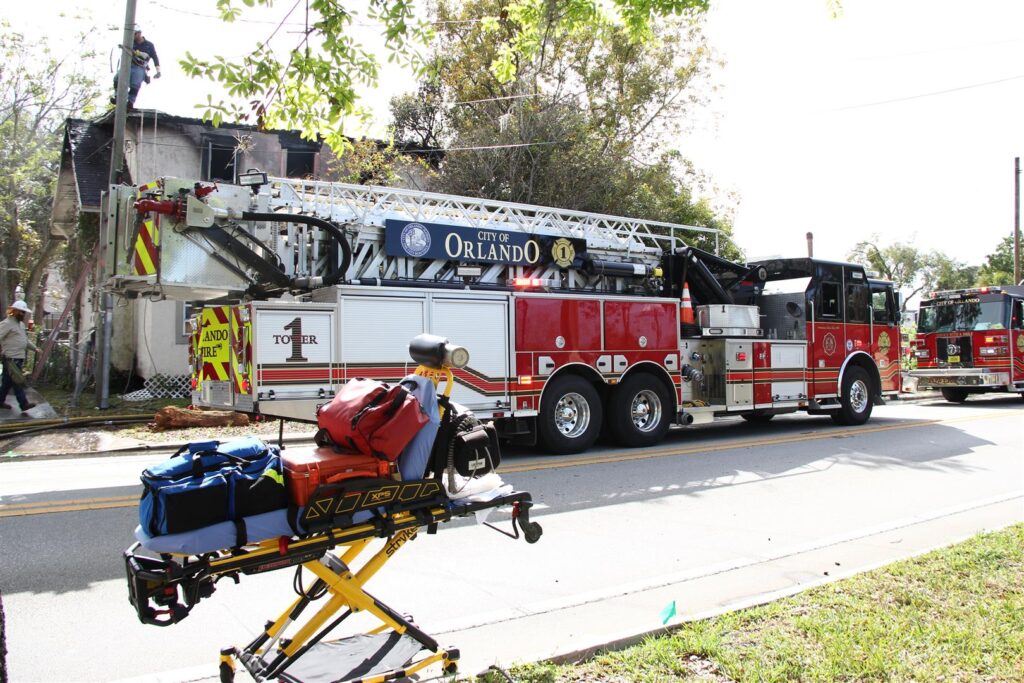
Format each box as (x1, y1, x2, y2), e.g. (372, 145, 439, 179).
(1, 394, 1022, 682)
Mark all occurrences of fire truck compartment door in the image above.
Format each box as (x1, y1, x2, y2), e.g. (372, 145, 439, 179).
(253, 307, 335, 397)
(770, 342, 807, 402)
(430, 297, 509, 411)
(340, 296, 427, 370)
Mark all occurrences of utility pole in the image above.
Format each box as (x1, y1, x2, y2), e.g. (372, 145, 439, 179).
(1015, 157, 1021, 284)
(98, 0, 137, 408)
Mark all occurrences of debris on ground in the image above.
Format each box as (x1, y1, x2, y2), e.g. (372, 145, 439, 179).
(150, 406, 250, 431)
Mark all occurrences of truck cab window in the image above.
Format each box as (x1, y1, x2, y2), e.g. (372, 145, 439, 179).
(870, 286, 895, 325)
(1013, 300, 1024, 329)
(846, 283, 869, 323)
(818, 281, 841, 319)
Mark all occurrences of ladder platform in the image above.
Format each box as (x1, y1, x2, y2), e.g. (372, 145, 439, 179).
(276, 632, 436, 683)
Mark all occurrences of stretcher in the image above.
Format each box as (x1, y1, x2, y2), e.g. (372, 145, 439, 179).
(123, 336, 543, 683)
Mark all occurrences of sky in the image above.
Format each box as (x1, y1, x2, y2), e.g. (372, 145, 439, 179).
(10, 0, 1024, 268)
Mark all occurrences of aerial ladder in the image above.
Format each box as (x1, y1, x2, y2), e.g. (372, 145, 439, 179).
(103, 172, 725, 303)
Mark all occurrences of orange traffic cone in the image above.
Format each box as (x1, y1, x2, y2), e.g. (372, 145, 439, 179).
(680, 282, 695, 325)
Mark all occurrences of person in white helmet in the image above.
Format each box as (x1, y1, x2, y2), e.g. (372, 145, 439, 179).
(0, 300, 38, 413)
(110, 24, 161, 109)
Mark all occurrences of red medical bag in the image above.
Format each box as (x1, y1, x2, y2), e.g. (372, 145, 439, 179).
(315, 378, 428, 461)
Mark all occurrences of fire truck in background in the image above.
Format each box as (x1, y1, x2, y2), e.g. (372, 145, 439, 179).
(103, 172, 902, 453)
(909, 285, 1024, 402)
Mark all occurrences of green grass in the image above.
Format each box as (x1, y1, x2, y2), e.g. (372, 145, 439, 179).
(489, 524, 1024, 682)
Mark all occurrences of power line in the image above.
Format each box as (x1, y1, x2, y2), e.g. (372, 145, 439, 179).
(837, 74, 1024, 110)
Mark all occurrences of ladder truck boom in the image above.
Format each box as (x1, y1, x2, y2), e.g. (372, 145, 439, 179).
(101, 173, 902, 453)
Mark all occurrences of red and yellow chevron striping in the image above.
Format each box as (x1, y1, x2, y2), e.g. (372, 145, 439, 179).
(132, 218, 160, 276)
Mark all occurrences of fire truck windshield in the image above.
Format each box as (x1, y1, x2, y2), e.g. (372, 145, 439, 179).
(917, 299, 1006, 333)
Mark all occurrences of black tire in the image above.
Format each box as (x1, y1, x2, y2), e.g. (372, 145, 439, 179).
(537, 374, 603, 454)
(606, 372, 673, 447)
(941, 387, 969, 403)
(741, 412, 775, 423)
(832, 366, 874, 426)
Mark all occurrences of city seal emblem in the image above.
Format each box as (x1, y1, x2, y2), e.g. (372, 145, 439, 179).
(399, 222, 431, 257)
(823, 333, 837, 356)
(1018, 334, 1024, 354)
(877, 331, 892, 354)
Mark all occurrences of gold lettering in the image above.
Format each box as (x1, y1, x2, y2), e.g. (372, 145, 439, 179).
(525, 240, 541, 264)
(445, 232, 462, 258)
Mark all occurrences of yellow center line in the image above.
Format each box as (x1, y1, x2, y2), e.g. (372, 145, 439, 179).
(1, 410, 1014, 517)
(500, 410, 1014, 473)
(0, 495, 139, 518)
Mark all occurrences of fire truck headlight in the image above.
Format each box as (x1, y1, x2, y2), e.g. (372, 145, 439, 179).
(979, 346, 1007, 356)
(914, 349, 929, 358)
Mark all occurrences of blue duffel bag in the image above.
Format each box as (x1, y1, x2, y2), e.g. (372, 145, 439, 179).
(140, 436, 289, 539)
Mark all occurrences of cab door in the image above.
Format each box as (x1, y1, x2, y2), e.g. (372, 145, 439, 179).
(1012, 298, 1024, 385)
(870, 282, 901, 392)
(807, 264, 844, 398)
(844, 267, 872, 359)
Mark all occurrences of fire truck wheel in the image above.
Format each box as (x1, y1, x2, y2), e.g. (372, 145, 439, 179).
(940, 387, 969, 403)
(538, 375, 603, 454)
(832, 366, 873, 426)
(607, 372, 672, 447)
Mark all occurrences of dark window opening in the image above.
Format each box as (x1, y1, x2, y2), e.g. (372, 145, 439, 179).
(846, 283, 869, 323)
(870, 286, 896, 325)
(203, 139, 236, 182)
(201, 139, 237, 183)
(286, 149, 316, 177)
(819, 281, 841, 319)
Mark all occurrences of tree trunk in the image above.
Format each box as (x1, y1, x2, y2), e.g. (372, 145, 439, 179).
(24, 238, 60, 315)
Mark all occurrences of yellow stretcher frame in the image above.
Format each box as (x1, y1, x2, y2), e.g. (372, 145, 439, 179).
(126, 350, 540, 682)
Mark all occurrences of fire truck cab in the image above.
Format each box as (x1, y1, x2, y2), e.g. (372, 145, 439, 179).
(103, 174, 902, 454)
(910, 285, 1024, 402)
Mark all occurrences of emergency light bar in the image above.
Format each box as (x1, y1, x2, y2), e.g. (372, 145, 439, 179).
(929, 285, 1002, 299)
(511, 277, 555, 288)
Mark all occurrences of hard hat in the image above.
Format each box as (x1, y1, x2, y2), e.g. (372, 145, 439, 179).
(133, 24, 142, 32)
(10, 300, 31, 314)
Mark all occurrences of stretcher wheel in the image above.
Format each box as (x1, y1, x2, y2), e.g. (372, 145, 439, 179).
(219, 662, 235, 683)
(522, 521, 543, 544)
(444, 661, 459, 675)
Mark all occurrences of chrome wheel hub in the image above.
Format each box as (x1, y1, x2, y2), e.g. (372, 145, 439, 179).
(555, 392, 590, 437)
(630, 389, 662, 432)
(850, 379, 869, 413)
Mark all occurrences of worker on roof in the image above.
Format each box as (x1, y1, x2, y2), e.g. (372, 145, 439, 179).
(111, 24, 161, 110)
(0, 300, 38, 414)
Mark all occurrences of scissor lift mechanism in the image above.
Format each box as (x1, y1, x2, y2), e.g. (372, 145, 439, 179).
(125, 339, 542, 682)
(126, 485, 540, 682)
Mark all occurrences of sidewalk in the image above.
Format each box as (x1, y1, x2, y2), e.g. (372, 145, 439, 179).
(1, 389, 942, 461)
(0, 388, 317, 460)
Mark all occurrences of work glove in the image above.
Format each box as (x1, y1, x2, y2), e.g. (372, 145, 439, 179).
(154, 70, 161, 79)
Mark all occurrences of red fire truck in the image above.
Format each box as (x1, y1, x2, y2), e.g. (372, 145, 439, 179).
(909, 285, 1024, 402)
(104, 174, 902, 453)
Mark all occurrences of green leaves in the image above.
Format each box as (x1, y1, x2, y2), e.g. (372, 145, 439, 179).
(184, 0, 709, 149)
(0, 22, 100, 305)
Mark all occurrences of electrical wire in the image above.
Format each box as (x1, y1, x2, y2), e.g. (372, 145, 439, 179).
(837, 74, 1024, 110)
